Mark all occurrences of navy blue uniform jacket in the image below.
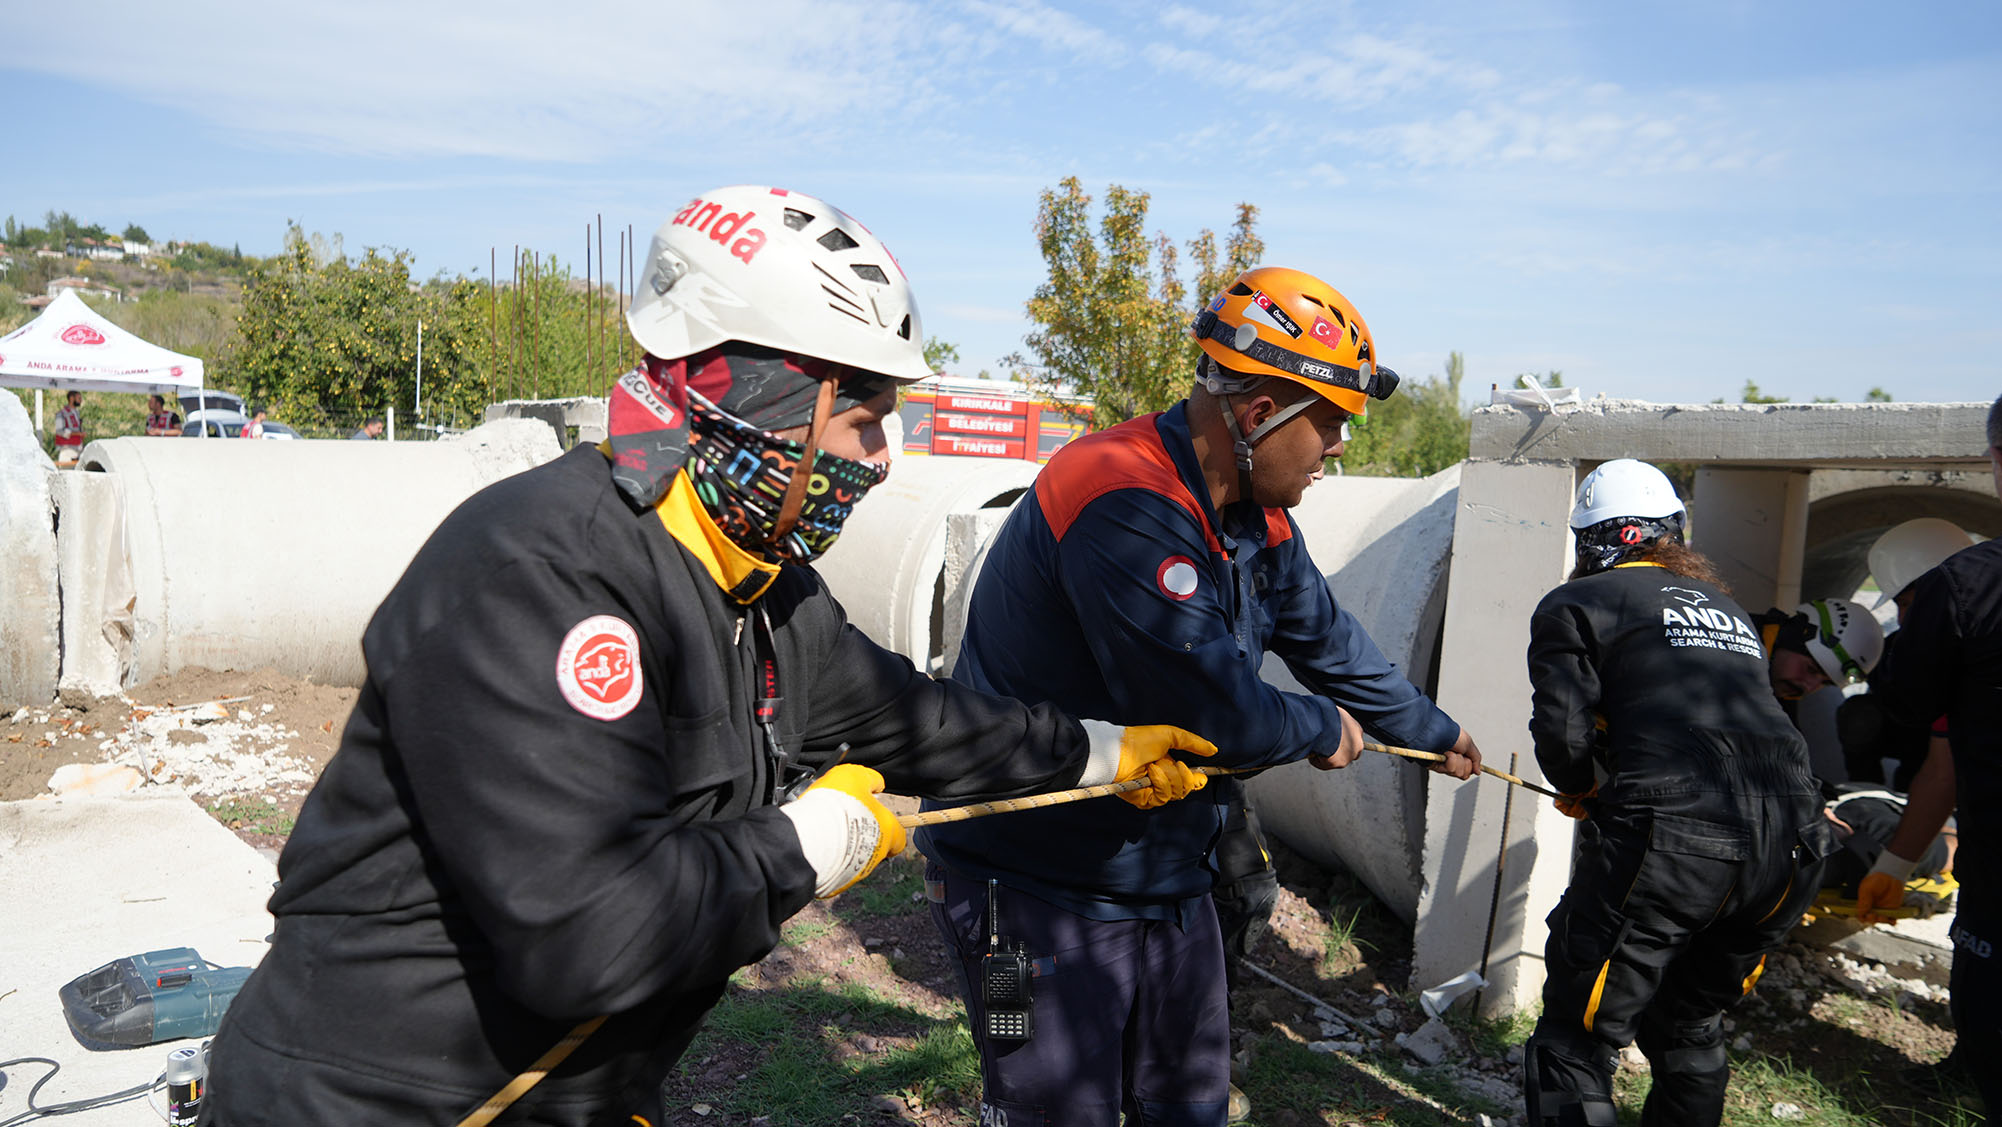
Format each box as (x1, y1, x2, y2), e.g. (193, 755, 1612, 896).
(918, 404, 1460, 923)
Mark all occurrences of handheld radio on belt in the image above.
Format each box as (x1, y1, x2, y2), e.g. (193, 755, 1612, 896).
(980, 879, 1035, 1042)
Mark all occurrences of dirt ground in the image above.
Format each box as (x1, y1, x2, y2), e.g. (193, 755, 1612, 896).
(1, 668, 1981, 1125)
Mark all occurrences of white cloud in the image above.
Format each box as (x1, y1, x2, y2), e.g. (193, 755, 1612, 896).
(0, 0, 952, 160)
(962, 0, 1127, 60)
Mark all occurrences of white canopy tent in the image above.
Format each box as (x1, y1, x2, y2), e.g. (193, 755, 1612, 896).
(0, 289, 206, 431)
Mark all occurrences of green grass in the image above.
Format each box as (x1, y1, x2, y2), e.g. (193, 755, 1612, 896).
(670, 983, 981, 1124)
(1612, 1051, 1986, 1127)
(780, 917, 839, 946)
(833, 853, 925, 921)
(204, 797, 295, 836)
(1238, 1033, 1500, 1125)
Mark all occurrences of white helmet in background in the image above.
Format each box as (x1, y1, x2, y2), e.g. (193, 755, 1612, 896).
(1867, 517, 1973, 606)
(1570, 459, 1686, 529)
(1799, 598, 1884, 686)
(1568, 459, 1689, 577)
(626, 185, 931, 382)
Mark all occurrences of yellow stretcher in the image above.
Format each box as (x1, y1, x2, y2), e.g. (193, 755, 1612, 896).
(1805, 873, 1958, 923)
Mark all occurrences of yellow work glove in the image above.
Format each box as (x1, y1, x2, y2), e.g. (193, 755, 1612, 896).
(1078, 720, 1218, 810)
(1857, 851, 1918, 925)
(777, 764, 907, 899)
(1553, 783, 1598, 820)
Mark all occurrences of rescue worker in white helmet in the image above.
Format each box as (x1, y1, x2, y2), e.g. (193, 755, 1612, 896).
(1753, 597, 1884, 707)
(1836, 517, 1975, 789)
(200, 186, 1219, 1126)
(1852, 511, 1989, 1102)
(1520, 458, 1833, 1127)
(921, 266, 1483, 1126)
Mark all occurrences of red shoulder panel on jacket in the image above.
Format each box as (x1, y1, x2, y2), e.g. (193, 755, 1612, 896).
(1035, 415, 1219, 553)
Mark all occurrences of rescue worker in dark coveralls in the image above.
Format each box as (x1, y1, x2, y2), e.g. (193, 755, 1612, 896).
(1857, 395, 2002, 1118)
(1522, 459, 1834, 1127)
(200, 186, 1218, 1127)
(919, 267, 1485, 1127)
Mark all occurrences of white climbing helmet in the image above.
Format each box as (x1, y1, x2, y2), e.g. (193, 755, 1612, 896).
(1866, 518, 1973, 606)
(1570, 459, 1686, 530)
(626, 185, 932, 382)
(1798, 598, 1884, 686)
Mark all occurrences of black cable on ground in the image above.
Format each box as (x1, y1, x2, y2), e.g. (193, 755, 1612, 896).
(0, 1057, 162, 1126)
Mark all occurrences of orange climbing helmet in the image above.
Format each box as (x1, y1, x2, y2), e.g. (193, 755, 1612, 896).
(1191, 266, 1398, 416)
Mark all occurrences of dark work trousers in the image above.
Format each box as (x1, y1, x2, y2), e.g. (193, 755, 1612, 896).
(926, 862, 1231, 1127)
(1210, 778, 1280, 989)
(1949, 898, 2000, 1119)
(1524, 801, 1832, 1127)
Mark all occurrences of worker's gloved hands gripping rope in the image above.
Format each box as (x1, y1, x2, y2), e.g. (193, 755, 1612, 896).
(780, 722, 1218, 898)
(779, 765, 908, 898)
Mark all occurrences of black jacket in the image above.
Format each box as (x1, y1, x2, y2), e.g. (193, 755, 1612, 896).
(1874, 536, 2002, 910)
(205, 447, 1101, 1125)
(1527, 564, 1817, 815)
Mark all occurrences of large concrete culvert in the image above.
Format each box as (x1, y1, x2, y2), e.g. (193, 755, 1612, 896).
(53, 421, 561, 692)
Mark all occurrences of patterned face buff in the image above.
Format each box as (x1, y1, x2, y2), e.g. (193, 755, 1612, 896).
(685, 393, 890, 563)
(1572, 513, 1685, 577)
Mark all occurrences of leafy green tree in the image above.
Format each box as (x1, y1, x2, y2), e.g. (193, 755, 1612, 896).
(1342, 351, 1472, 477)
(922, 337, 961, 374)
(1865, 387, 1892, 402)
(123, 223, 152, 245)
(1739, 380, 1787, 404)
(1007, 178, 1262, 426)
(225, 226, 500, 432)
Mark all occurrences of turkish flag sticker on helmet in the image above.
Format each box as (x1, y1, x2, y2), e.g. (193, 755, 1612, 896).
(1243, 292, 1303, 338)
(556, 615, 644, 721)
(1156, 556, 1201, 602)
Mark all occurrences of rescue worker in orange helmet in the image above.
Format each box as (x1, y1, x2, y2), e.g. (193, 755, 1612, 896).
(922, 266, 1483, 1126)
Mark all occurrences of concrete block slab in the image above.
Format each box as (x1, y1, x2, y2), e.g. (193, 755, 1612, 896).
(0, 794, 275, 1124)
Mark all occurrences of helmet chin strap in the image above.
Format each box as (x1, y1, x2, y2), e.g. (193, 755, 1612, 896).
(771, 377, 840, 546)
(1204, 356, 1316, 504)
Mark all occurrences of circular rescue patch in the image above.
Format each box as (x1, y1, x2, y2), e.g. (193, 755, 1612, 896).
(556, 615, 643, 720)
(1156, 556, 1200, 601)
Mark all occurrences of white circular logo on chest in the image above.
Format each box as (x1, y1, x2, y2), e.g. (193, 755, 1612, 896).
(1156, 556, 1200, 601)
(556, 615, 644, 720)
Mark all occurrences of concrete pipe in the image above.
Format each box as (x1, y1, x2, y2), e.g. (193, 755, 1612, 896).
(0, 393, 59, 708)
(815, 455, 1040, 675)
(73, 420, 561, 688)
(1242, 467, 1462, 924)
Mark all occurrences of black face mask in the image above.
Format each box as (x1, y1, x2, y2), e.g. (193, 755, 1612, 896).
(683, 394, 889, 563)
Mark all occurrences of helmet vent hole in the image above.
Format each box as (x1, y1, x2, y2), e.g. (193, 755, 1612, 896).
(817, 228, 860, 252)
(1300, 296, 1326, 310)
(783, 209, 814, 231)
(1227, 282, 1254, 296)
(851, 264, 890, 285)
(898, 315, 912, 341)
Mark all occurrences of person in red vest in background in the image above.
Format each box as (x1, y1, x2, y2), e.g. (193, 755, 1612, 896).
(145, 394, 182, 436)
(52, 389, 84, 466)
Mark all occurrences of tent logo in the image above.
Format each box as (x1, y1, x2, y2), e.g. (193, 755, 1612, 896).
(60, 324, 106, 347)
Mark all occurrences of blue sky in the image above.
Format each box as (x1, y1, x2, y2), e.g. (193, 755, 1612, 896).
(5, 1, 1998, 404)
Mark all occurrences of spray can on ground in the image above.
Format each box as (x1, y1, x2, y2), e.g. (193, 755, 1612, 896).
(165, 1045, 206, 1126)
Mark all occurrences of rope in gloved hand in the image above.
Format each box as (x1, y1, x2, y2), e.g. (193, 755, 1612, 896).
(459, 741, 1546, 1124)
(900, 740, 1559, 829)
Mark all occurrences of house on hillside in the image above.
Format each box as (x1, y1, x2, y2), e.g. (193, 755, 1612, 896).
(122, 241, 153, 258)
(46, 276, 121, 302)
(66, 238, 124, 262)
